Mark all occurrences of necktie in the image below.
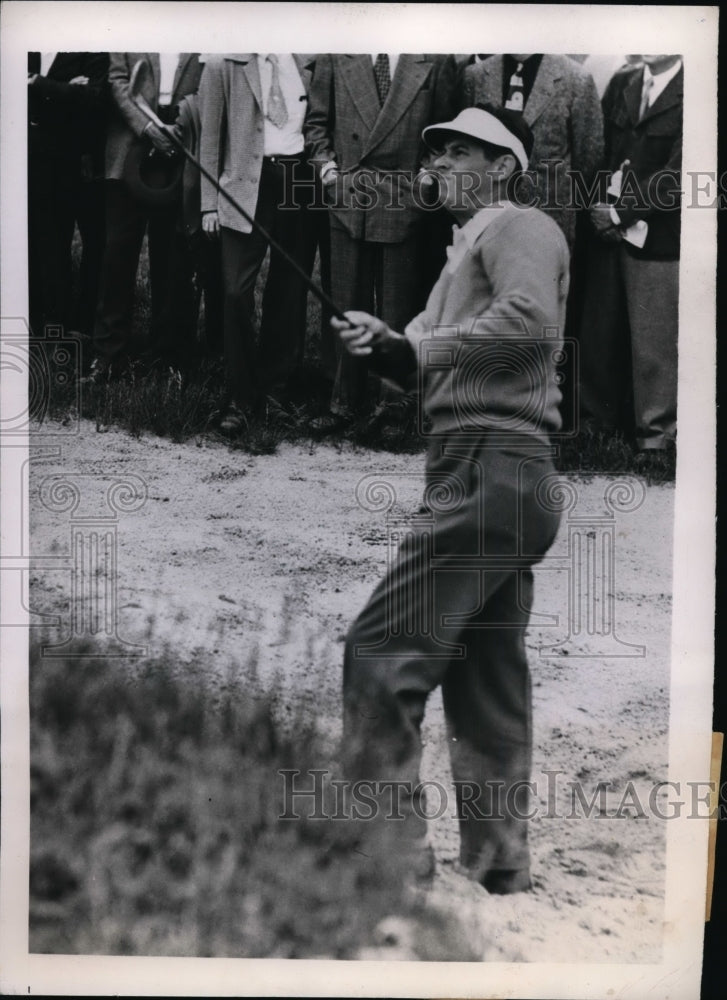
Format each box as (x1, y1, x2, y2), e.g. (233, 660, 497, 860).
(373, 53, 391, 105)
(639, 73, 654, 120)
(266, 54, 289, 129)
(505, 61, 525, 113)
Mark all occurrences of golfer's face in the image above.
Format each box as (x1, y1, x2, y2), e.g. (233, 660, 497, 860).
(431, 137, 497, 214)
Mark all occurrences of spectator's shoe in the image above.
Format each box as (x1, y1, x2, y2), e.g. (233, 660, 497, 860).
(444, 859, 532, 895)
(481, 868, 532, 895)
(219, 402, 248, 436)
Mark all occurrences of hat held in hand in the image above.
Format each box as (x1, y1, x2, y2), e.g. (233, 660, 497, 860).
(123, 137, 183, 207)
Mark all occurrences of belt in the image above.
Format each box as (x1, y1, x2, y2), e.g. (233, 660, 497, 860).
(264, 153, 304, 165)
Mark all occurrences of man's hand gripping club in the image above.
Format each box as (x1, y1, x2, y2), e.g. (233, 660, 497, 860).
(331, 311, 405, 358)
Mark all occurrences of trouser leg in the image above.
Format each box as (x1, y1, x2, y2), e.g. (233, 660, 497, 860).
(257, 159, 313, 395)
(147, 200, 192, 360)
(94, 181, 146, 367)
(442, 569, 534, 877)
(620, 250, 678, 450)
(342, 441, 559, 880)
(219, 224, 268, 408)
(329, 227, 376, 414)
(28, 150, 76, 335)
(577, 235, 632, 433)
(74, 176, 106, 340)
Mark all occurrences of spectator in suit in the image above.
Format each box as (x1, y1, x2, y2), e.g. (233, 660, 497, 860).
(27, 52, 109, 343)
(305, 53, 458, 423)
(461, 54, 603, 249)
(198, 53, 319, 430)
(578, 55, 682, 453)
(91, 53, 202, 377)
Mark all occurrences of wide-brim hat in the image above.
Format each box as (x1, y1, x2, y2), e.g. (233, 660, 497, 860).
(422, 107, 530, 171)
(123, 139, 183, 207)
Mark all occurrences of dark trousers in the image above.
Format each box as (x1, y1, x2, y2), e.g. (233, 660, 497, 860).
(28, 148, 105, 343)
(93, 180, 196, 367)
(300, 198, 335, 378)
(579, 238, 678, 449)
(184, 231, 224, 359)
(342, 436, 561, 880)
(328, 225, 427, 415)
(219, 158, 313, 407)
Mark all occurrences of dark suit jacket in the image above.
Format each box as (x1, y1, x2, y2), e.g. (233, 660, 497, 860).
(198, 53, 315, 234)
(305, 54, 457, 243)
(462, 54, 604, 248)
(602, 64, 683, 260)
(28, 52, 109, 171)
(105, 53, 202, 180)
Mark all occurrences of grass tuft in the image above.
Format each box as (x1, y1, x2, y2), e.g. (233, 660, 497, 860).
(30, 641, 454, 958)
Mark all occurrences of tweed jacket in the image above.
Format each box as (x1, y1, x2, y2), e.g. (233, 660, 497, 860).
(462, 54, 604, 248)
(601, 64, 683, 260)
(198, 54, 315, 234)
(304, 54, 458, 243)
(105, 53, 202, 180)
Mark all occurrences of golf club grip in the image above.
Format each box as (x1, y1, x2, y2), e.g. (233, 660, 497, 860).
(130, 91, 351, 326)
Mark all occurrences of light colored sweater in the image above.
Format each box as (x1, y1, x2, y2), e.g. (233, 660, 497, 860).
(404, 202, 570, 442)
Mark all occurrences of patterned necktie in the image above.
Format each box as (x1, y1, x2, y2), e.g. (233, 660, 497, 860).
(373, 53, 391, 105)
(266, 54, 289, 129)
(639, 73, 654, 120)
(505, 61, 525, 113)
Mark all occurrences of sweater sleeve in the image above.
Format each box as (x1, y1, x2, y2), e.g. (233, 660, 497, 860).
(471, 211, 570, 340)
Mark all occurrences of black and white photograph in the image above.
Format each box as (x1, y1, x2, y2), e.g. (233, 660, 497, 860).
(0, 3, 718, 997)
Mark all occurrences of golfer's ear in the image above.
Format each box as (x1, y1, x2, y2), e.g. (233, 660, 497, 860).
(494, 153, 518, 181)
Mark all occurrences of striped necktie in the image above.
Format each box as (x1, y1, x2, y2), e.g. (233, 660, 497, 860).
(266, 54, 289, 129)
(639, 73, 654, 120)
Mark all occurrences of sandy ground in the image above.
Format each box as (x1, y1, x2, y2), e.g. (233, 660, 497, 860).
(28, 421, 674, 963)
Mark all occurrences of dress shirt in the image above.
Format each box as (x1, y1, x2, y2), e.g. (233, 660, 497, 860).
(642, 59, 682, 108)
(257, 53, 306, 155)
(444, 204, 510, 274)
(159, 53, 181, 106)
(40, 52, 58, 77)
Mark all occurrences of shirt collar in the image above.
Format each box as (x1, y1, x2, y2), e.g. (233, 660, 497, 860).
(643, 58, 682, 91)
(446, 204, 510, 272)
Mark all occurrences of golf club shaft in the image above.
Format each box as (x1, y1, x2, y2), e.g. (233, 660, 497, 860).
(130, 87, 351, 325)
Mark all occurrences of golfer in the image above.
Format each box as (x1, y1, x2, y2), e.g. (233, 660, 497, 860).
(331, 104, 569, 894)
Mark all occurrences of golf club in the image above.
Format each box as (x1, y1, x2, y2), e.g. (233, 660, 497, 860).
(128, 59, 351, 325)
